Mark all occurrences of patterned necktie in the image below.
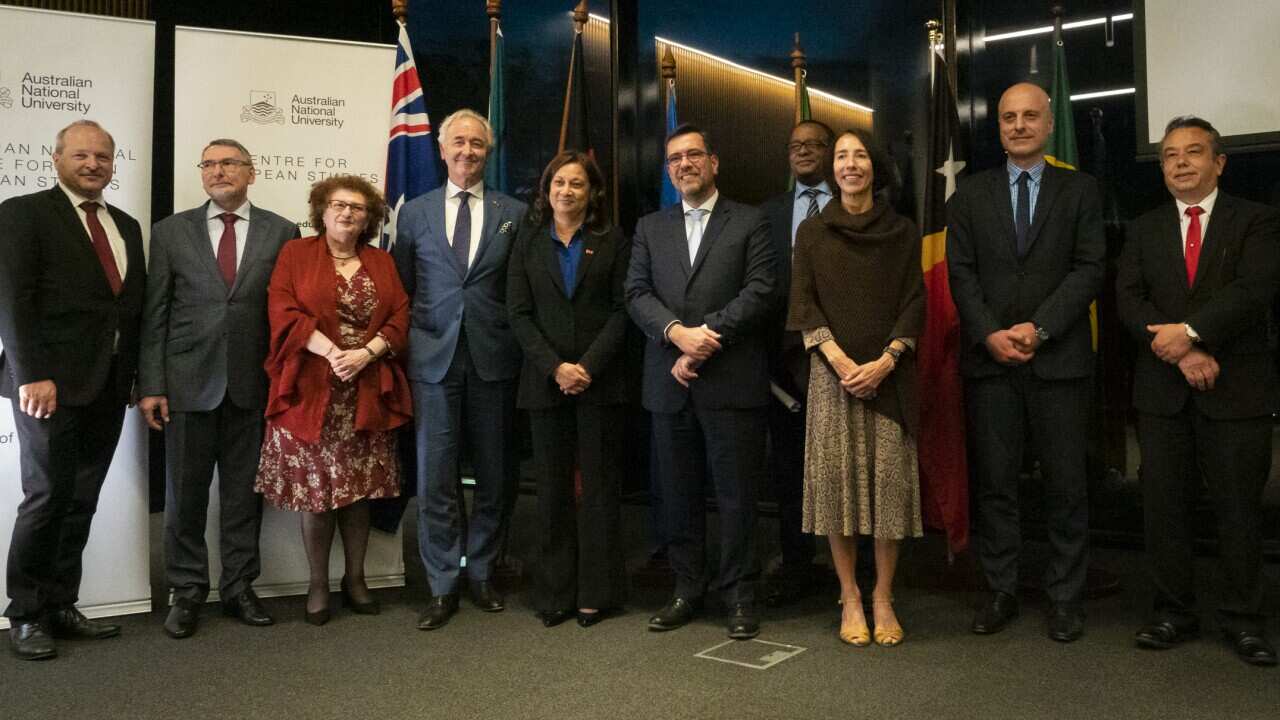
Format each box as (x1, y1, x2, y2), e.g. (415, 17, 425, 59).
(453, 190, 472, 270)
(1184, 205, 1204, 286)
(216, 212, 238, 288)
(801, 187, 821, 218)
(80, 201, 123, 295)
(1015, 171, 1032, 257)
(686, 208, 709, 265)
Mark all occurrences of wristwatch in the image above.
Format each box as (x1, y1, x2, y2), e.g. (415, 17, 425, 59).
(1034, 325, 1050, 343)
(1184, 324, 1201, 342)
(882, 345, 903, 362)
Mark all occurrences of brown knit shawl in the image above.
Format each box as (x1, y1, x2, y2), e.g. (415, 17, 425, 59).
(786, 199, 925, 436)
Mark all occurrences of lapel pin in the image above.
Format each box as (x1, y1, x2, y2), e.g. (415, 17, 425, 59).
(585, 248, 594, 255)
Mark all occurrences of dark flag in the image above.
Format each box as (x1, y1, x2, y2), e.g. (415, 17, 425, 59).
(559, 21, 591, 155)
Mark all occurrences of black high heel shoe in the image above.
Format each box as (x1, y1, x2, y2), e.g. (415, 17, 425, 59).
(577, 608, 615, 628)
(305, 585, 331, 626)
(340, 576, 381, 615)
(539, 609, 574, 628)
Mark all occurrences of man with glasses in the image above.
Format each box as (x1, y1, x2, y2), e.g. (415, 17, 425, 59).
(626, 123, 776, 639)
(758, 120, 834, 607)
(138, 138, 298, 639)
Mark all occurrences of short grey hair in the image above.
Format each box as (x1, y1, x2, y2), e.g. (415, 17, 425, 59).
(438, 109, 494, 148)
(54, 120, 115, 154)
(203, 138, 253, 164)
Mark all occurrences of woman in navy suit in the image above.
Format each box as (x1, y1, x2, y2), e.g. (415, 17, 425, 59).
(507, 151, 631, 627)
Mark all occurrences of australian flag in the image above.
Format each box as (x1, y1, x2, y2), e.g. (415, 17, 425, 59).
(382, 23, 440, 250)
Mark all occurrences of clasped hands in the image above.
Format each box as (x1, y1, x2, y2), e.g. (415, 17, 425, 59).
(1147, 323, 1217, 391)
(669, 323, 721, 387)
(555, 363, 592, 395)
(828, 351, 893, 400)
(985, 322, 1041, 365)
(327, 346, 373, 382)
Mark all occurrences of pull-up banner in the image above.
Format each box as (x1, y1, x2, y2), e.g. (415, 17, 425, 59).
(0, 6, 155, 628)
(172, 27, 404, 599)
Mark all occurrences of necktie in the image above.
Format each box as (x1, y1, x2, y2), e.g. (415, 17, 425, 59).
(1015, 171, 1031, 257)
(1185, 205, 1204, 286)
(80, 201, 123, 295)
(686, 208, 708, 265)
(801, 187, 821, 218)
(216, 212, 238, 288)
(453, 190, 472, 270)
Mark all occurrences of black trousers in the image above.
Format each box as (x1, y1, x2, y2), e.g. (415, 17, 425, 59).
(164, 395, 266, 602)
(652, 403, 765, 606)
(767, 400, 814, 568)
(5, 378, 125, 620)
(529, 403, 627, 612)
(1137, 407, 1271, 634)
(966, 370, 1090, 606)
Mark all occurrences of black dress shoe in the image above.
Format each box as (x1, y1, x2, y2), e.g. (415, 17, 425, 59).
(577, 608, 617, 628)
(1226, 630, 1278, 667)
(417, 594, 459, 631)
(340, 577, 381, 615)
(9, 621, 56, 661)
(47, 606, 121, 640)
(539, 609, 574, 628)
(164, 598, 201, 639)
(469, 581, 504, 613)
(648, 597, 700, 631)
(1134, 619, 1200, 649)
(971, 592, 1019, 635)
(222, 589, 274, 626)
(727, 604, 760, 640)
(1047, 606, 1085, 643)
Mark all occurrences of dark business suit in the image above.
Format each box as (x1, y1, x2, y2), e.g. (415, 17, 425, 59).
(625, 196, 776, 605)
(0, 186, 145, 620)
(946, 163, 1105, 606)
(759, 190, 816, 570)
(139, 202, 298, 603)
(507, 223, 631, 612)
(393, 184, 526, 595)
(1116, 192, 1280, 633)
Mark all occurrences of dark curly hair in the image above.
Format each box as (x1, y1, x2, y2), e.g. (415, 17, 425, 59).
(307, 174, 389, 245)
(528, 151, 608, 233)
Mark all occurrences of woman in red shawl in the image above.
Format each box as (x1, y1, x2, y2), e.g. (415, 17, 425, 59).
(254, 175, 412, 625)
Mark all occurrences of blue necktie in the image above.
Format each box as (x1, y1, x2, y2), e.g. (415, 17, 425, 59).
(802, 187, 821, 218)
(1015, 171, 1031, 257)
(453, 190, 471, 270)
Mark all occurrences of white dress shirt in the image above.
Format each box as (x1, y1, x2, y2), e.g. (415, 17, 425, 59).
(206, 199, 251, 268)
(682, 190, 719, 245)
(1175, 188, 1218, 256)
(444, 179, 485, 268)
(59, 182, 127, 279)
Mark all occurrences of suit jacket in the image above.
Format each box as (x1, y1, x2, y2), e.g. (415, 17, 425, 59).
(625, 195, 776, 413)
(759, 190, 809, 398)
(1116, 192, 1280, 419)
(138, 201, 298, 412)
(263, 237, 412, 443)
(0, 186, 145, 406)
(392, 186, 526, 384)
(946, 163, 1105, 380)
(507, 223, 632, 409)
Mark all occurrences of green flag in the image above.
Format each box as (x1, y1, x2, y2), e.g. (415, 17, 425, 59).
(484, 26, 508, 192)
(1045, 31, 1077, 170)
(788, 70, 812, 190)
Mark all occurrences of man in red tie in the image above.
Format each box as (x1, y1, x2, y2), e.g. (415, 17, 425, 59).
(1117, 116, 1280, 667)
(138, 139, 298, 640)
(0, 120, 146, 660)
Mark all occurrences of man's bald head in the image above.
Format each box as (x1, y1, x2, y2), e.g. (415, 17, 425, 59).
(998, 82, 1054, 167)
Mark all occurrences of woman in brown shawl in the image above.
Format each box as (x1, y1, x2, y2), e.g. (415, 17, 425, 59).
(787, 128, 924, 647)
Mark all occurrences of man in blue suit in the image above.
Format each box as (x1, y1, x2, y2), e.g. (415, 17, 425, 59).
(393, 109, 526, 631)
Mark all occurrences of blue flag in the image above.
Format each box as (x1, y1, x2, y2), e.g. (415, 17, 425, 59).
(660, 79, 679, 207)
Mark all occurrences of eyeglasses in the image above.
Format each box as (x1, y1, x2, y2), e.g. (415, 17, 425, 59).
(666, 149, 710, 167)
(327, 200, 369, 215)
(787, 140, 829, 154)
(197, 159, 253, 172)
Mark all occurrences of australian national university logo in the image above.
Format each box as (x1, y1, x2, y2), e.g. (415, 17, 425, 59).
(241, 90, 285, 124)
(241, 90, 346, 129)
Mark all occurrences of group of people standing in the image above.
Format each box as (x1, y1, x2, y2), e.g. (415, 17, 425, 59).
(1, 77, 1276, 669)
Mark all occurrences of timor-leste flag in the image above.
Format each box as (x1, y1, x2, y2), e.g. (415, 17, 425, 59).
(919, 49, 969, 554)
(558, 23, 591, 156)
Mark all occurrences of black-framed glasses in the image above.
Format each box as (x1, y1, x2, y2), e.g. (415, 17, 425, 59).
(666, 149, 709, 167)
(197, 159, 253, 172)
(787, 140, 829, 154)
(327, 200, 369, 215)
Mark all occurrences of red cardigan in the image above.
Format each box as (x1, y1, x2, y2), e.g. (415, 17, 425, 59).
(263, 236, 413, 443)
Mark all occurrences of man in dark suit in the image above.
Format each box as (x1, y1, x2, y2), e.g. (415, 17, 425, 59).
(757, 119, 834, 606)
(1117, 116, 1279, 667)
(138, 138, 299, 639)
(393, 109, 526, 631)
(0, 120, 146, 660)
(947, 83, 1104, 642)
(626, 123, 776, 639)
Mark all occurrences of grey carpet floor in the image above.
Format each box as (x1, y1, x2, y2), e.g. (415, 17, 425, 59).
(3, 494, 1278, 720)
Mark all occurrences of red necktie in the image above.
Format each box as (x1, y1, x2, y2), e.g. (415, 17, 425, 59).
(1184, 205, 1204, 286)
(80, 201, 123, 295)
(217, 212, 238, 287)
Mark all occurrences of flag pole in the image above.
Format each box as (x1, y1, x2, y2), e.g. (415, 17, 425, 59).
(487, 0, 501, 72)
(926, 19, 939, 89)
(790, 33, 806, 126)
(943, 0, 957, 93)
(558, 0, 590, 153)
